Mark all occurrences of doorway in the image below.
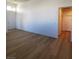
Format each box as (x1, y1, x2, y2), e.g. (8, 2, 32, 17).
(58, 7, 72, 41)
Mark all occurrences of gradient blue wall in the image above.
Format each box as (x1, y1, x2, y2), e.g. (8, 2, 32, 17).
(16, 0, 72, 38)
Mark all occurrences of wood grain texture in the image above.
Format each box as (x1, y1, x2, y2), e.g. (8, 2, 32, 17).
(6, 29, 72, 59)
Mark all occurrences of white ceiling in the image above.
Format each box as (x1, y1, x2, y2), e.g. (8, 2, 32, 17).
(7, 0, 72, 5)
(7, 0, 29, 2)
(7, 0, 72, 2)
(7, 0, 30, 4)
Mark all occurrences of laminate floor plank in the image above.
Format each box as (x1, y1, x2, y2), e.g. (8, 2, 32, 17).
(6, 29, 72, 59)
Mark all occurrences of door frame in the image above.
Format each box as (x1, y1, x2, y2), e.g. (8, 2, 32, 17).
(58, 6, 72, 36)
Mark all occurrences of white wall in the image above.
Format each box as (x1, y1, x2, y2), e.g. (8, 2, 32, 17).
(6, 11, 16, 29)
(6, 3, 16, 31)
(16, 0, 72, 38)
(16, 4, 23, 29)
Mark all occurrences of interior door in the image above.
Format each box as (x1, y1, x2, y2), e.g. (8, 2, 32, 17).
(58, 7, 72, 41)
(62, 7, 72, 31)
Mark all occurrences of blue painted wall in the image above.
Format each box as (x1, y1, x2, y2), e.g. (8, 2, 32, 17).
(16, 0, 71, 38)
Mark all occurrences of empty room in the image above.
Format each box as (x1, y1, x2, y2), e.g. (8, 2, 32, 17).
(6, 0, 72, 59)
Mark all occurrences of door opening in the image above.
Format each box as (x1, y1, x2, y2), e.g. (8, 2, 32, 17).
(58, 7, 72, 41)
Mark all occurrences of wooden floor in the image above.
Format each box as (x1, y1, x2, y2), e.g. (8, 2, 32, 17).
(6, 29, 72, 59)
